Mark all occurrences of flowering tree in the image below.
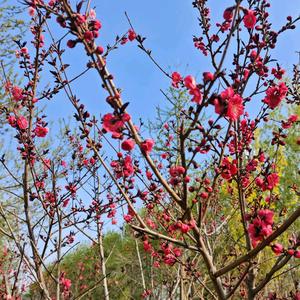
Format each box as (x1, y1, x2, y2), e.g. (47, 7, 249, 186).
(0, 0, 300, 299)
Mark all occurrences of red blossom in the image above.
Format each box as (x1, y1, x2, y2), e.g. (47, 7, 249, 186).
(34, 126, 49, 137)
(91, 19, 102, 31)
(28, 7, 35, 16)
(121, 139, 135, 151)
(213, 98, 224, 115)
(183, 75, 202, 104)
(11, 86, 24, 102)
(143, 240, 152, 252)
(249, 209, 274, 247)
(17, 116, 28, 130)
(266, 173, 279, 190)
(128, 29, 136, 41)
(96, 45, 104, 54)
(271, 243, 284, 255)
(173, 248, 182, 257)
(189, 88, 203, 104)
(65, 184, 77, 196)
(258, 209, 274, 225)
(226, 94, 244, 121)
(102, 113, 130, 138)
(184, 75, 197, 90)
(221, 157, 238, 180)
(288, 114, 298, 123)
(169, 166, 185, 177)
(272, 67, 285, 80)
(171, 72, 182, 88)
(75, 13, 86, 25)
(215, 87, 244, 120)
(264, 82, 288, 109)
(200, 192, 208, 199)
(141, 139, 154, 154)
(223, 7, 233, 21)
(243, 10, 257, 29)
(255, 177, 264, 188)
(180, 223, 190, 234)
(124, 214, 132, 222)
(111, 155, 134, 178)
(203, 72, 214, 82)
(220, 87, 234, 100)
(7, 115, 16, 127)
(84, 30, 94, 42)
(67, 40, 76, 48)
(60, 277, 72, 290)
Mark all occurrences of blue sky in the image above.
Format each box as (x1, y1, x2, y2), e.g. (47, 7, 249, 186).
(14, 0, 298, 126)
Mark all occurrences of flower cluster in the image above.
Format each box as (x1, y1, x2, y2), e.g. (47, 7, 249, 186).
(263, 82, 288, 109)
(171, 72, 202, 104)
(248, 209, 274, 247)
(102, 113, 130, 138)
(111, 155, 134, 179)
(255, 173, 279, 191)
(220, 157, 238, 180)
(184, 75, 202, 104)
(214, 87, 244, 121)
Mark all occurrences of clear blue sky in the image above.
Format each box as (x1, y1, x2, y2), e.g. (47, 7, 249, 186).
(14, 0, 298, 125)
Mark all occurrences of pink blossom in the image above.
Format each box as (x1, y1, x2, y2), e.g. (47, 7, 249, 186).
(294, 251, 300, 259)
(264, 82, 288, 109)
(7, 115, 16, 127)
(17, 116, 28, 130)
(271, 243, 284, 255)
(171, 72, 182, 88)
(121, 139, 135, 151)
(189, 88, 202, 104)
(184, 75, 197, 90)
(11, 86, 23, 102)
(226, 94, 244, 121)
(34, 126, 49, 137)
(124, 214, 132, 223)
(223, 8, 233, 21)
(61, 278, 72, 290)
(89, 9, 96, 19)
(141, 139, 154, 154)
(266, 173, 279, 190)
(169, 166, 185, 177)
(243, 10, 257, 29)
(203, 72, 214, 82)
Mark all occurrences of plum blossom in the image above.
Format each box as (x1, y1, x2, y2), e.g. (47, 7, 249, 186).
(34, 126, 49, 137)
(121, 139, 135, 151)
(141, 139, 154, 154)
(248, 209, 274, 247)
(263, 82, 288, 109)
(17, 116, 28, 130)
(171, 72, 182, 88)
(243, 10, 257, 29)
